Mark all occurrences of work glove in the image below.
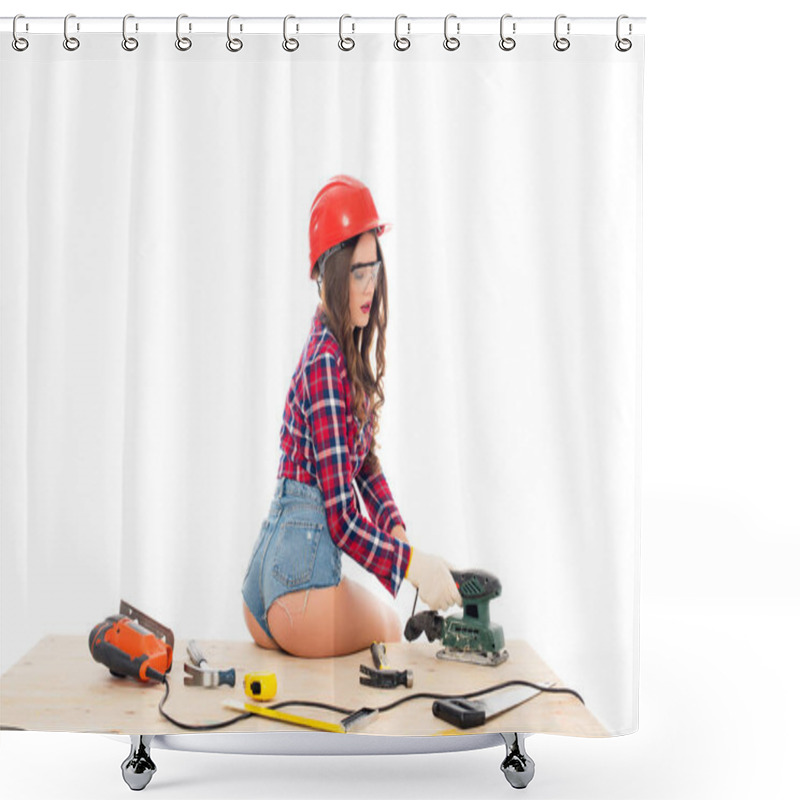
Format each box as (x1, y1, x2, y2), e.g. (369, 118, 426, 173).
(405, 547, 462, 611)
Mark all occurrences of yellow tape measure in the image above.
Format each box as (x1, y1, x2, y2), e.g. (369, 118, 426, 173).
(243, 672, 277, 701)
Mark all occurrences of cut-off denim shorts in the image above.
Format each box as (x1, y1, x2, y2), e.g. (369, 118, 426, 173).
(241, 477, 342, 640)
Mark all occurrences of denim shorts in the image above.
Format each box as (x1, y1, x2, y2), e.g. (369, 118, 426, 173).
(241, 477, 342, 640)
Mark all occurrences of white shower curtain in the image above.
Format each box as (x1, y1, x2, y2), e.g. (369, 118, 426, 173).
(1, 21, 643, 736)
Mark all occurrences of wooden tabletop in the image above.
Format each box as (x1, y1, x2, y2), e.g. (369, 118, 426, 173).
(1, 635, 607, 737)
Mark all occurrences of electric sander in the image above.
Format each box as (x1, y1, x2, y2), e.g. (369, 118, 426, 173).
(404, 568, 509, 666)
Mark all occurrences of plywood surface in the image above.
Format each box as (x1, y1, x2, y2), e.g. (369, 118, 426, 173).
(1, 636, 607, 737)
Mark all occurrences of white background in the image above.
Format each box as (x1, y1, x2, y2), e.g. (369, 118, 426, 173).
(1, 2, 798, 800)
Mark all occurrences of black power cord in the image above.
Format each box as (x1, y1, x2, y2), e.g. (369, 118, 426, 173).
(157, 674, 584, 731)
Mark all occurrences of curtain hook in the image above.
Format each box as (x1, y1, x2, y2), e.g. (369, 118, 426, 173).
(227, 15, 243, 52)
(63, 13, 80, 51)
(12, 14, 29, 52)
(443, 13, 460, 51)
(283, 15, 299, 51)
(339, 14, 355, 51)
(553, 14, 570, 52)
(122, 14, 139, 52)
(175, 13, 192, 51)
(615, 15, 632, 52)
(394, 14, 411, 51)
(499, 13, 516, 51)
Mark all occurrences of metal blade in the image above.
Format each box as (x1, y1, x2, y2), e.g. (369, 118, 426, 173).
(119, 600, 175, 651)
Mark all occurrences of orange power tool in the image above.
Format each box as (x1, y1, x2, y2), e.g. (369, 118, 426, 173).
(89, 600, 174, 683)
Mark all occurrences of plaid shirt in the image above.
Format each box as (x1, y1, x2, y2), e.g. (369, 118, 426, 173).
(277, 306, 411, 597)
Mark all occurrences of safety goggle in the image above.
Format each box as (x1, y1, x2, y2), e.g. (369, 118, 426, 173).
(350, 260, 382, 290)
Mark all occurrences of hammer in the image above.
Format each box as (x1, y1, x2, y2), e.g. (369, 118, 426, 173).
(359, 642, 413, 689)
(183, 640, 236, 688)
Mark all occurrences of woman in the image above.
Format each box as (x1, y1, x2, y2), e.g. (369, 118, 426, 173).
(242, 175, 460, 658)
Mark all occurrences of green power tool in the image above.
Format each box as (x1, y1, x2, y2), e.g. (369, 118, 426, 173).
(404, 569, 509, 667)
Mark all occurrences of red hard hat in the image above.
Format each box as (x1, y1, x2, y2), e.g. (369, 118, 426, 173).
(308, 175, 391, 279)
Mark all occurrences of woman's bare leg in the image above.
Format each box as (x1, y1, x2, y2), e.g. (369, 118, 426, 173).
(266, 577, 403, 658)
(242, 599, 281, 650)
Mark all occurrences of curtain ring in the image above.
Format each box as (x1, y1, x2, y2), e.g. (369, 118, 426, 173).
(394, 14, 411, 51)
(443, 14, 460, 51)
(339, 15, 355, 51)
(12, 15, 29, 52)
(122, 14, 139, 52)
(175, 14, 192, 51)
(63, 13, 80, 51)
(615, 15, 632, 52)
(499, 14, 516, 51)
(226, 15, 243, 52)
(553, 14, 570, 51)
(283, 15, 299, 51)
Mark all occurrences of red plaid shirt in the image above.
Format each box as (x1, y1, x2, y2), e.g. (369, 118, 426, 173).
(277, 306, 411, 597)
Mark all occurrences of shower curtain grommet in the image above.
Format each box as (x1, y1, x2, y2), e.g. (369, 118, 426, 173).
(443, 14, 460, 51)
(63, 13, 80, 52)
(553, 14, 571, 52)
(226, 15, 243, 52)
(11, 14, 29, 52)
(121, 15, 139, 52)
(338, 15, 355, 51)
(282, 15, 300, 52)
(175, 14, 192, 51)
(394, 15, 411, 51)
(499, 14, 516, 51)
(615, 15, 633, 51)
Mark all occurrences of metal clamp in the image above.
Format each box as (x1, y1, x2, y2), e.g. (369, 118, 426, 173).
(394, 14, 410, 51)
(63, 13, 80, 51)
(443, 13, 460, 51)
(339, 14, 355, 51)
(12, 14, 28, 52)
(615, 15, 632, 51)
(553, 14, 570, 52)
(175, 13, 192, 51)
(499, 13, 516, 51)
(283, 15, 299, 52)
(122, 14, 138, 52)
(227, 15, 243, 52)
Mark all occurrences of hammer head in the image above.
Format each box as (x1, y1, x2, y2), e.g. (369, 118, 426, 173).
(183, 662, 236, 688)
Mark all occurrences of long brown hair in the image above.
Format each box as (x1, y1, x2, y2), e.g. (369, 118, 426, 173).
(311, 231, 388, 472)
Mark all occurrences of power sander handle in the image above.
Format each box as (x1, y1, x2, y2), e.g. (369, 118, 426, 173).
(449, 569, 502, 600)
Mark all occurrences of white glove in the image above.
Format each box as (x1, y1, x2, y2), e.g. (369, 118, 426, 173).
(405, 548, 461, 611)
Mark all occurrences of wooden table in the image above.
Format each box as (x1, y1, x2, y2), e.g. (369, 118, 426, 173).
(1, 636, 607, 737)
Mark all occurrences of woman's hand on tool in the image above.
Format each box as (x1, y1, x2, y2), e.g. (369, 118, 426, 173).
(405, 548, 461, 611)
